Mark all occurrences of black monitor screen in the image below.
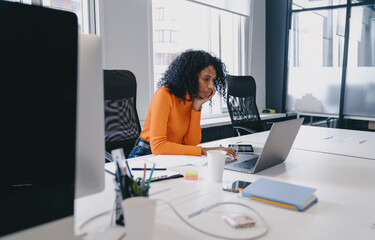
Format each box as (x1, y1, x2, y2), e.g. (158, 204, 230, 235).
(0, 2, 77, 236)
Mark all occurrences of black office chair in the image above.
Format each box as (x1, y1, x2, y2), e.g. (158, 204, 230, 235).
(226, 75, 264, 136)
(104, 70, 141, 160)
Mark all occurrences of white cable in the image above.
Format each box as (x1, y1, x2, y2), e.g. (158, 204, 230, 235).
(155, 199, 268, 240)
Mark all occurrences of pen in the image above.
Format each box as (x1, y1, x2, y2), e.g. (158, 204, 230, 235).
(141, 162, 146, 196)
(125, 159, 133, 177)
(145, 163, 155, 191)
(131, 168, 167, 171)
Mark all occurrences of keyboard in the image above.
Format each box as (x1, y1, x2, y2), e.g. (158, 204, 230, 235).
(234, 158, 258, 170)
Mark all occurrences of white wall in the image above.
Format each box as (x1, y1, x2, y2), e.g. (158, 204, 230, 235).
(98, 0, 154, 121)
(98, 0, 266, 121)
(250, 0, 266, 112)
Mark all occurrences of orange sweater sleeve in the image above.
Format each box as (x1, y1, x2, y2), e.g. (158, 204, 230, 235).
(140, 87, 202, 156)
(183, 109, 202, 146)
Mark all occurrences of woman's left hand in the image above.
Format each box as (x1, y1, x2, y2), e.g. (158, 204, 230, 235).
(201, 146, 237, 159)
(193, 88, 215, 111)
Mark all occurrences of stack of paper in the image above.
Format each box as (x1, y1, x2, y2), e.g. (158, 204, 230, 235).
(147, 155, 208, 168)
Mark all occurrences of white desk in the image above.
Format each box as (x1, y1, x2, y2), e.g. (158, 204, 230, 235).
(76, 129, 375, 239)
(206, 125, 375, 160)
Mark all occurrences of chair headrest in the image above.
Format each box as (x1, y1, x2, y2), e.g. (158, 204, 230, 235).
(226, 75, 256, 98)
(104, 70, 137, 100)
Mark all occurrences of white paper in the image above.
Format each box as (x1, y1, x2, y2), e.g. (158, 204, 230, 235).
(147, 154, 208, 167)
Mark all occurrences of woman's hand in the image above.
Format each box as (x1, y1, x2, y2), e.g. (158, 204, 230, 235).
(201, 146, 237, 159)
(193, 88, 215, 111)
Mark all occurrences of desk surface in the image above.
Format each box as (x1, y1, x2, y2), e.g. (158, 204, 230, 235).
(206, 125, 375, 160)
(75, 128, 375, 240)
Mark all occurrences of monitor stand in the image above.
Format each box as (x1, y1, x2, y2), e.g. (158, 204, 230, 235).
(1, 216, 75, 240)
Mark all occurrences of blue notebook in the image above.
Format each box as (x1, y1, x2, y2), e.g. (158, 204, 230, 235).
(241, 178, 318, 211)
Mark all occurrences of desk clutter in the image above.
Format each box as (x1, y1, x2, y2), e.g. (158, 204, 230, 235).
(105, 159, 184, 182)
(111, 149, 154, 226)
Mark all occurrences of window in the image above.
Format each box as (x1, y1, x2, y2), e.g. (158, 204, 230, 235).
(287, 1, 375, 119)
(155, 53, 161, 65)
(154, 7, 164, 21)
(287, 8, 344, 114)
(152, 0, 247, 118)
(345, 4, 375, 117)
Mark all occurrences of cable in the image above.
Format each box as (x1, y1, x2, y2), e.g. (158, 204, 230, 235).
(155, 199, 268, 240)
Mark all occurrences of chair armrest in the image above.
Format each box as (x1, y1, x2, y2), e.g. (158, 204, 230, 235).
(233, 126, 257, 136)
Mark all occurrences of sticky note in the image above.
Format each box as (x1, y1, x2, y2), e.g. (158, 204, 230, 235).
(185, 171, 198, 180)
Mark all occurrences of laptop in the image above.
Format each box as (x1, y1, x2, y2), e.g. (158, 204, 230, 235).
(225, 118, 304, 174)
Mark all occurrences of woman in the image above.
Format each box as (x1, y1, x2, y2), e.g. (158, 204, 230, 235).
(128, 49, 237, 159)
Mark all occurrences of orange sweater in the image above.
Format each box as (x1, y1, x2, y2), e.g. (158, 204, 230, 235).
(140, 87, 202, 156)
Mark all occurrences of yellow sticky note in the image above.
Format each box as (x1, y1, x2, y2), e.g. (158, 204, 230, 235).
(185, 171, 198, 180)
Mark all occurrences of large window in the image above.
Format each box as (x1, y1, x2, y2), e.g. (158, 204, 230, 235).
(152, 0, 248, 118)
(287, 8, 344, 114)
(345, 4, 375, 117)
(287, 0, 375, 120)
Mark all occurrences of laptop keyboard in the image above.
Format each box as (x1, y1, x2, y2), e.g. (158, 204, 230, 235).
(234, 158, 257, 170)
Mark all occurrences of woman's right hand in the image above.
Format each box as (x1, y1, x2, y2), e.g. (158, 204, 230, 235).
(201, 146, 237, 159)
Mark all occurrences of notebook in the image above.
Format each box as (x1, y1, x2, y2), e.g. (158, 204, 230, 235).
(225, 118, 304, 174)
(241, 178, 317, 211)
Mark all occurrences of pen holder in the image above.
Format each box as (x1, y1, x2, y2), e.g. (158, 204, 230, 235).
(113, 176, 150, 226)
(121, 197, 157, 240)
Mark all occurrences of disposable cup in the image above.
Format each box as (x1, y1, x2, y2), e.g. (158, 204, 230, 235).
(122, 197, 156, 240)
(207, 150, 227, 183)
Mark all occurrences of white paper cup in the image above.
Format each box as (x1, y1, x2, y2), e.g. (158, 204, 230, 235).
(207, 150, 227, 183)
(122, 197, 156, 240)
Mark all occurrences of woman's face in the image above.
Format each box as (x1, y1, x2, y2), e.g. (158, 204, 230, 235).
(197, 65, 216, 99)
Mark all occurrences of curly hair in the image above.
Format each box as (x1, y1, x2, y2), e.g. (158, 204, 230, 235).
(157, 49, 227, 103)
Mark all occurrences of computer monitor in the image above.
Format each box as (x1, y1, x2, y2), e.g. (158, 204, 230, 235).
(0, 2, 105, 239)
(75, 33, 105, 199)
(0, 2, 77, 239)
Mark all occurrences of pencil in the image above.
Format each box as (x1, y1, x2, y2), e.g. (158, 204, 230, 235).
(125, 159, 133, 177)
(145, 163, 156, 190)
(141, 162, 146, 195)
(131, 168, 166, 171)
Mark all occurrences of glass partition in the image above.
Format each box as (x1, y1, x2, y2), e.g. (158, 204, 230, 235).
(292, 0, 346, 10)
(344, 4, 375, 117)
(287, 9, 344, 114)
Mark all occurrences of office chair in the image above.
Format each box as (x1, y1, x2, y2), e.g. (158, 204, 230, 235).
(104, 70, 141, 160)
(226, 75, 264, 136)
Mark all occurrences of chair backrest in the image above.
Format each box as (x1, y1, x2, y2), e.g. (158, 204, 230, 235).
(226, 75, 263, 135)
(104, 70, 141, 158)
